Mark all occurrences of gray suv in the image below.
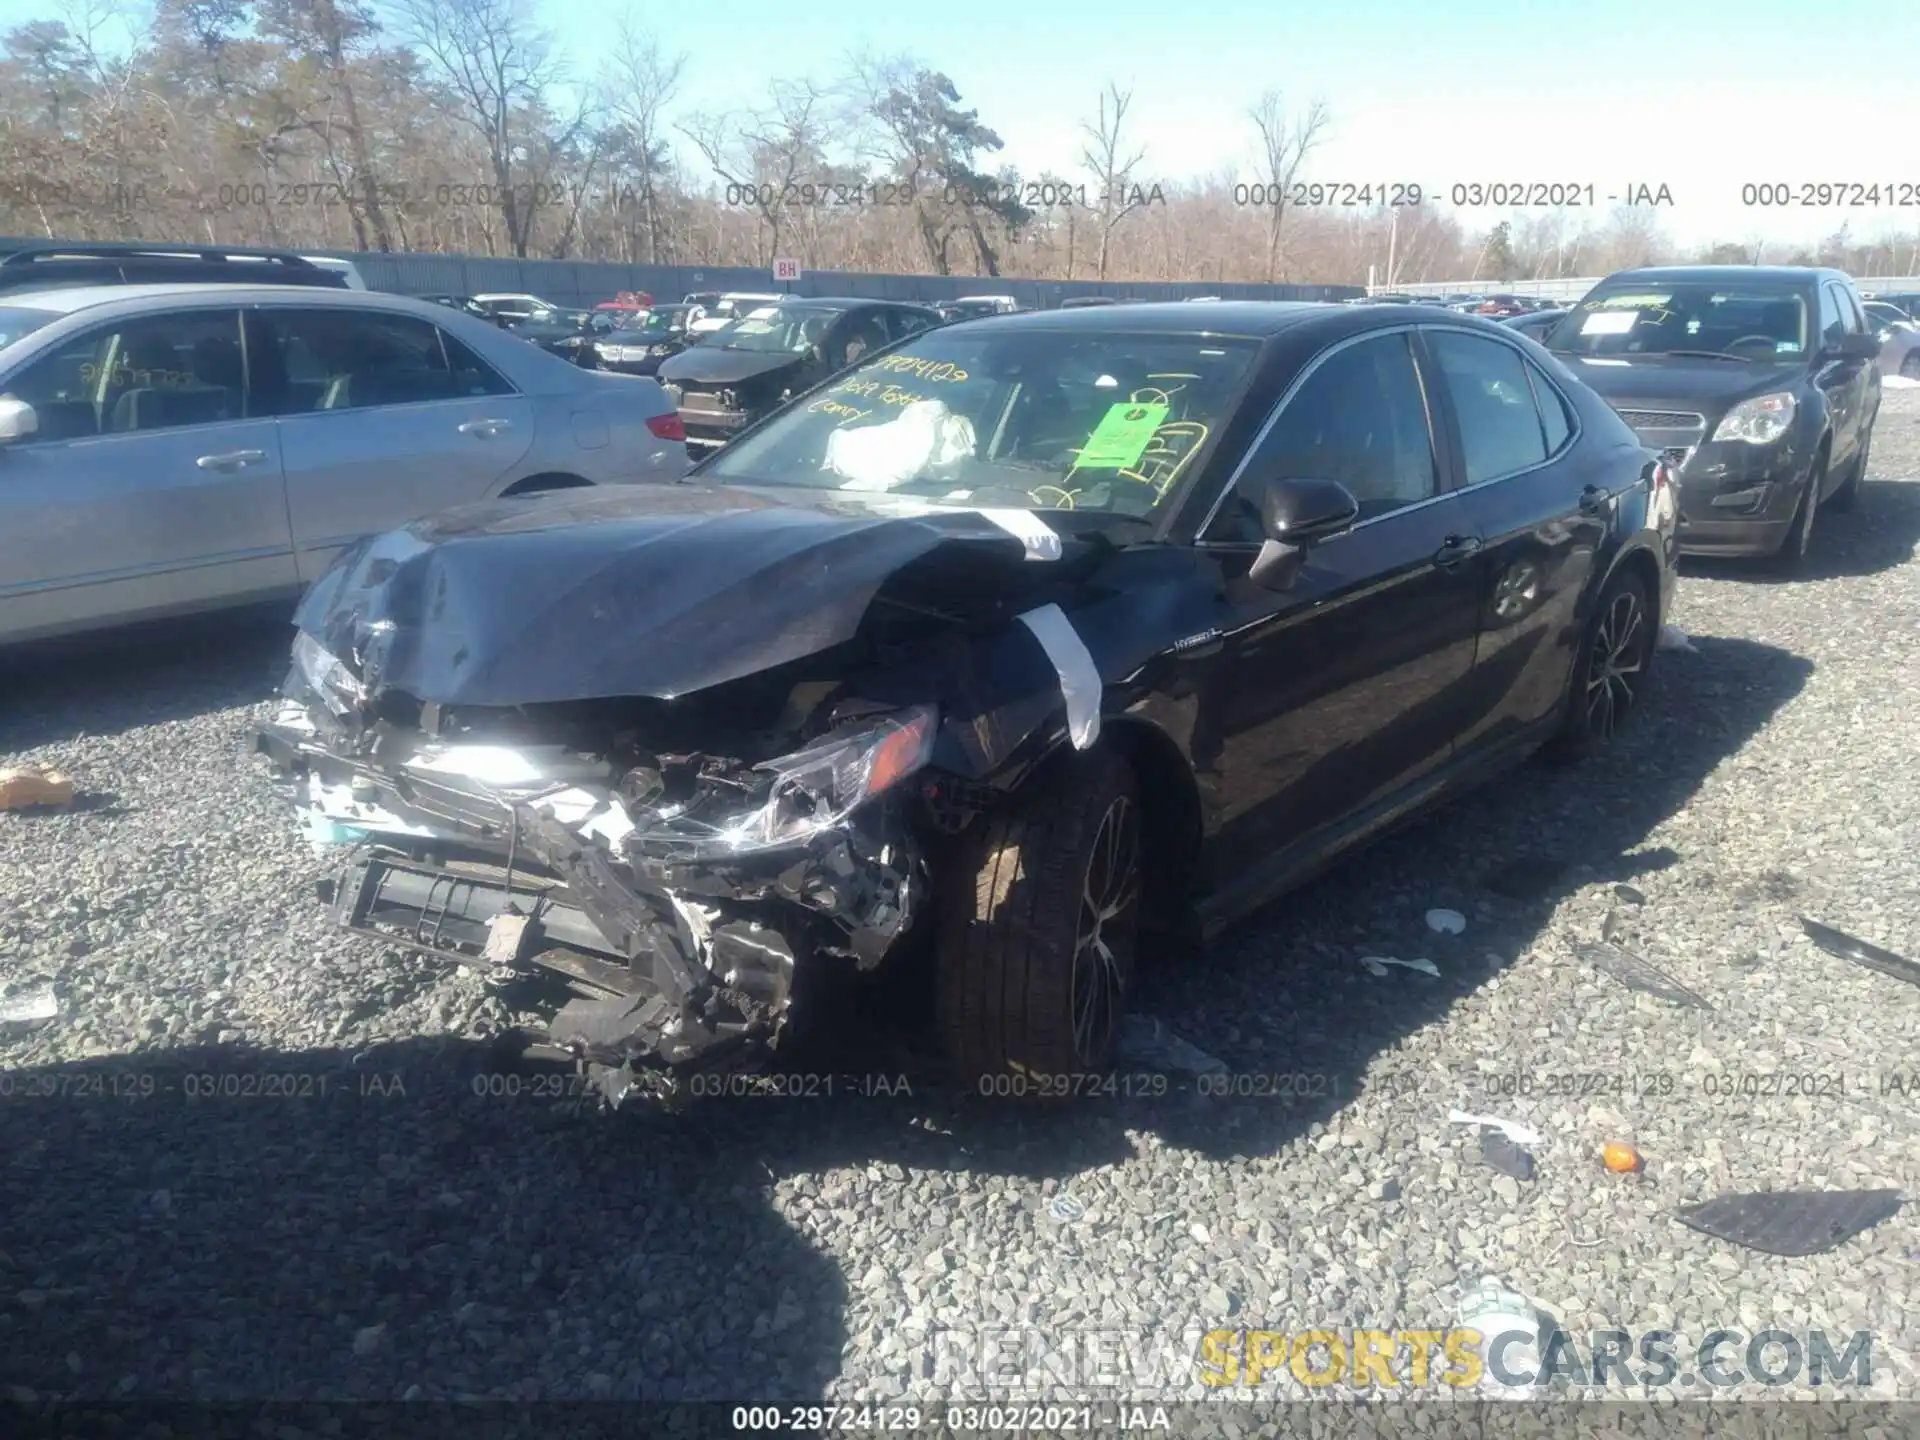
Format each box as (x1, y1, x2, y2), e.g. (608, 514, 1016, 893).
(0, 284, 689, 646)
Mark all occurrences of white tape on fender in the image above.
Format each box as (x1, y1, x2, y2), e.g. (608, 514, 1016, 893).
(1018, 603, 1100, 750)
(976, 508, 1063, 561)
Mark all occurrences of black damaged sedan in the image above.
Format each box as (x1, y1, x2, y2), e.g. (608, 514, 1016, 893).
(256, 303, 1678, 1104)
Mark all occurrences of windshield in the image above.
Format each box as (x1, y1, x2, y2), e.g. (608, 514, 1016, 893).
(638, 309, 686, 334)
(698, 329, 1260, 516)
(1547, 284, 1810, 359)
(711, 306, 837, 354)
(0, 306, 61, 351)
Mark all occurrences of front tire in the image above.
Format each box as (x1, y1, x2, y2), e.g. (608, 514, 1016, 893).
(1552, 568, 1653, 759)
(1768, 453, 1824, 571)
(935, 748, 1142, 1089)
(1826, 432, 1867, 513)
(1902, 352, 1920, 380)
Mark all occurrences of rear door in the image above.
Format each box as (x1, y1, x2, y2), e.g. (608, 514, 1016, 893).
(1814, 282, 1869, 476)
(1195, 329, 1483, 871)
(0, 305, 295, 643)
(251, 306, 534, 583)
(1421, 326, 1606, 750)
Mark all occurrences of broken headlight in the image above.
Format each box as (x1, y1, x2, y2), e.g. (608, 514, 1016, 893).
(290, 631, 366, 717)
(635, 706, 938, 857)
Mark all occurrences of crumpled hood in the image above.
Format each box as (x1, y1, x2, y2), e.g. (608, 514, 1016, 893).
(657, 347, 804, 387)
(292, 484, 1087, 708)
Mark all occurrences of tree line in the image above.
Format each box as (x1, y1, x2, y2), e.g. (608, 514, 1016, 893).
(3, 0, 1917, 286)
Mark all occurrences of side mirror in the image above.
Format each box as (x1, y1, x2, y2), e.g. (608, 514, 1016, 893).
(0, 396, 39, 444)
(1246, 476, 1360, 591)
(1832, 332, 1882, 361)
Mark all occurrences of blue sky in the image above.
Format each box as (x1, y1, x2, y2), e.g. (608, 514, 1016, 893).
(9, 0, 1918, 251)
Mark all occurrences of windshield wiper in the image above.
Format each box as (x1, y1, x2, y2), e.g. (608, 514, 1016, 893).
(1653, 349, 1754, 363)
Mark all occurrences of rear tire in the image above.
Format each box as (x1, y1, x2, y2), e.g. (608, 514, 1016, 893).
(935, 747, 1141, 1091)
(1902, 352, 1920, 380)
(1550, 568, 1653, 760)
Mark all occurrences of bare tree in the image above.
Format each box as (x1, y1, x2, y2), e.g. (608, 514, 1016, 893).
(1247, 90, 1328, 283)
(388, 0, 582, 256)
(1079, 82, 1145, 282)
(680, 81, 830, 265)
(599, 12, 684, 263)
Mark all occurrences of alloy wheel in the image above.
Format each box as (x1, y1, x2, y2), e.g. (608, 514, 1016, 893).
(1069, 794, 1140, 1066)
(1584, 588, 1647, 743)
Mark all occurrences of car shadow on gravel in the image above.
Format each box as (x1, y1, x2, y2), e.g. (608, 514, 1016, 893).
(1681, 478, 1920, 585)
(0, 612, 294, 755)
(0, 1034, 853, 1404)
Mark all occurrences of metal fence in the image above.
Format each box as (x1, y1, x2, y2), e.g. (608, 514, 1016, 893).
(0, 236, 1364, 307)
(1375, 275, 1920, 304)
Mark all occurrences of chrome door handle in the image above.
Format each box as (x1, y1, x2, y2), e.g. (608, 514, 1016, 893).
(196, 449, 266, 471)
(458, 418, 512, 437)
(1432, 534, 1483, 568)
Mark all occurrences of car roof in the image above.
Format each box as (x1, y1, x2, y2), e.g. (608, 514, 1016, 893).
(1599, 265, 1849, 288)
(939, 300, 1349, 339)
(0, 283, 455, 316)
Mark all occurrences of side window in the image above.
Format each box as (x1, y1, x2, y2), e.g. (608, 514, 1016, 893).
(442, 333, 516, 397)
(0, 309, 245, 442)
(1838, 286, 1867, 334)
(1526, 359, 1573, 455)
(258, 309, 506, 414)
(1817, 285, 1847, 345)
(1205, 331, 1438, 541)
(1425, 330, 1550, 484)
(886, 308, 938, 342)
(839, 311, 889, 366)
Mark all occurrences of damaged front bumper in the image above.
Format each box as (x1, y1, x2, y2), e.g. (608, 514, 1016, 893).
(254, 698, 927, 1106)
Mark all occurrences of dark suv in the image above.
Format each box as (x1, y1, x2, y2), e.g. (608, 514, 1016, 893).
(0, 244, 351, 298)
(1538, 266, 1881, 568)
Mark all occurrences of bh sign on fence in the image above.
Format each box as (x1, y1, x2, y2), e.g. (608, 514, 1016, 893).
(772, 257, 801, 283)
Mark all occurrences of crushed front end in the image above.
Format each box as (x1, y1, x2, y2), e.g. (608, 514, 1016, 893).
(255, 633, 933, 1106)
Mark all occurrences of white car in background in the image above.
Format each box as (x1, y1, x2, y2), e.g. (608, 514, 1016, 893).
(685, 292, 784, 336)
(0, 284, 689, 646)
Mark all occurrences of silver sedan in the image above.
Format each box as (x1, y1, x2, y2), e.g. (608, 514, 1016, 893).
(0, 284, 689, 646)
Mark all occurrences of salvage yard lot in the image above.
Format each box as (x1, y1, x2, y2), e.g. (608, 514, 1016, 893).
(3, 390, 1919, 1405)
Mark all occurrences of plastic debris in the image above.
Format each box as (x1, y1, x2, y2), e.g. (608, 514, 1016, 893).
(1656, 624, 1698, 654)
(1574, 940, 1713, 1010)
(1602, 1141, 1643, 1174)
(1359, 955, 1441, 978)
(1456, 1279, 1555, 1397)
(1800, 917, 1920, 988)
(1113, 1014, 1227, 1077)
(1047, 1193, 1086, 1223)
(1448, 1110, 1542, 1147)
(1674, 1189, 1901, 1257)
(1425, 908, 1467, 935)
(1480, 1130, 1535, 1181)
(0, 985, 59, 1026)
(0, 766, 76, 811)
(1612, 884, 1647, 905)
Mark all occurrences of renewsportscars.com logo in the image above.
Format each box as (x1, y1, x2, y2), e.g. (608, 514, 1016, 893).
(1197, 1327, 1875, 1391)
(911, 1325, 1876, 1394)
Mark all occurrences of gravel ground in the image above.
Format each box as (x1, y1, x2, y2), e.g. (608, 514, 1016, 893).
(3, 391, 1919, 1410)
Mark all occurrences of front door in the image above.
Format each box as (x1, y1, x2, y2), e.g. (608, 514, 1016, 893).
(0, 305, 295, 643)
(1193, 329, 1483, 884)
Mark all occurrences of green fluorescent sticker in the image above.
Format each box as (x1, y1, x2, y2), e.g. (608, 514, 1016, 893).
(1075, 402, 1169, 468)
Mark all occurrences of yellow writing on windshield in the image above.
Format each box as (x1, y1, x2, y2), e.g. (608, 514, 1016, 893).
(871, 355, 969, 382)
